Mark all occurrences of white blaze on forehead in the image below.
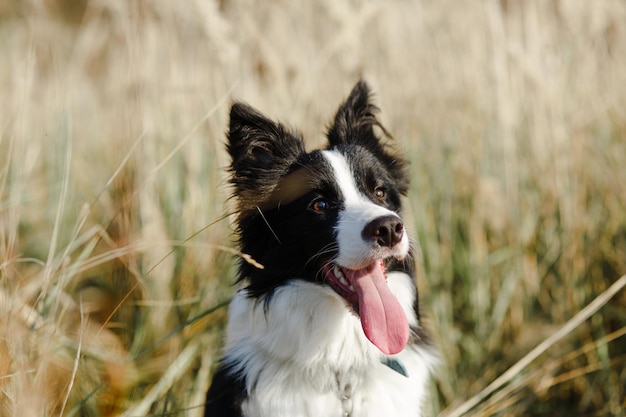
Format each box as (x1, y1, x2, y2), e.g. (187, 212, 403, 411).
(321, 150, 409, 269)
(320, 150, 361, 204)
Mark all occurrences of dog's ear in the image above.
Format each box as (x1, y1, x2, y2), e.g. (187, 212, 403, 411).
(327, 80, 385, 150)
(327, 81, 409, 194)
(227, 102, 306, 211)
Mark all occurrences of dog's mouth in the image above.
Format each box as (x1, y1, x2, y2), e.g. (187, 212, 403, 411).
(324, 261, 409, 355)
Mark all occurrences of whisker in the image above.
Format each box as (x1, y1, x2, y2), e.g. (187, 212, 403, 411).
(304, 242, 338, 268)
(313, 254, 340, 284)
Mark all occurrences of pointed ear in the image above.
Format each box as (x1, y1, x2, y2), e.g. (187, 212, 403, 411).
(327, 80, 387, 149)
(227, 103, 306, 211)
(327, 81, 409, 194)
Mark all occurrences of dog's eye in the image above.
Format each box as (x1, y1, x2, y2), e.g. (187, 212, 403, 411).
(309, 198, 329, 212)
(374, 187, 386, 200)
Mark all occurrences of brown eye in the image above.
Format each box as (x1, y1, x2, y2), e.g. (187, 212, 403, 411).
(310, 198, 329, 212)
(374, 187, 386, 199)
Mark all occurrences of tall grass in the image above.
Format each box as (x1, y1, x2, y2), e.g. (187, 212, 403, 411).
(1, 0, 625, 416)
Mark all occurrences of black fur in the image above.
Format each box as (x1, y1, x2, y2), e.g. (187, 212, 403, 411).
(227, 82, 410, 300)
(227, 102, 307, 216)
(204, 362, 246, 417)
(204, 81, 425, 417)
(327, 80, 409, 196)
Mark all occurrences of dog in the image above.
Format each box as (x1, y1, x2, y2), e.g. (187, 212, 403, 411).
(204, 81, 435, 417)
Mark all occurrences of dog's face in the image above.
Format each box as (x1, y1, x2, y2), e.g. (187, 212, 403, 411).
(227, 81, 411, 354)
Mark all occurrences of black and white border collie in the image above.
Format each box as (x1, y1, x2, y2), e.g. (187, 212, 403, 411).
(205, 81, 435, 417)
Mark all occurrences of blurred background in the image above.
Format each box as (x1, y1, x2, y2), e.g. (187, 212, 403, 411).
(1, 0, 625, 416)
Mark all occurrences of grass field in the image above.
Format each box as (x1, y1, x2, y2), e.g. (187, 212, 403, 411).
(1, 0, 626, 416)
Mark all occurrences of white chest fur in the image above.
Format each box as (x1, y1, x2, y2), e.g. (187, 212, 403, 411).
(221, 273, 435, 417)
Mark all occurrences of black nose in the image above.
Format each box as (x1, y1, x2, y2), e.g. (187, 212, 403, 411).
(362, 215, 404, 248)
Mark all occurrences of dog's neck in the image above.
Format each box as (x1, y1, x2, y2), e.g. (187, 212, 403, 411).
(336, 372, 354, 417)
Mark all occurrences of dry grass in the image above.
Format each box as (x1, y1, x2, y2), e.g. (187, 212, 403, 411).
(1, 0, 625, 416)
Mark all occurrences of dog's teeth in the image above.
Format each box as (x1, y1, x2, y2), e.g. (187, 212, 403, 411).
(333, 266, 344, 278)
(332, 265, 353, 290)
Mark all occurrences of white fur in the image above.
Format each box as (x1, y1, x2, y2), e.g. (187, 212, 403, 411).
(222, 273, 435, 417)
(321, 150, 410, 268)
(219, 149, 434, 416)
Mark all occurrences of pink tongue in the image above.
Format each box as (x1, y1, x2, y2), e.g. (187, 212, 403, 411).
(345, 263, 409, 355)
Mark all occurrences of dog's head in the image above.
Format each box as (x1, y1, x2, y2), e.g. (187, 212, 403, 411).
(227, 81, 411, 354)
